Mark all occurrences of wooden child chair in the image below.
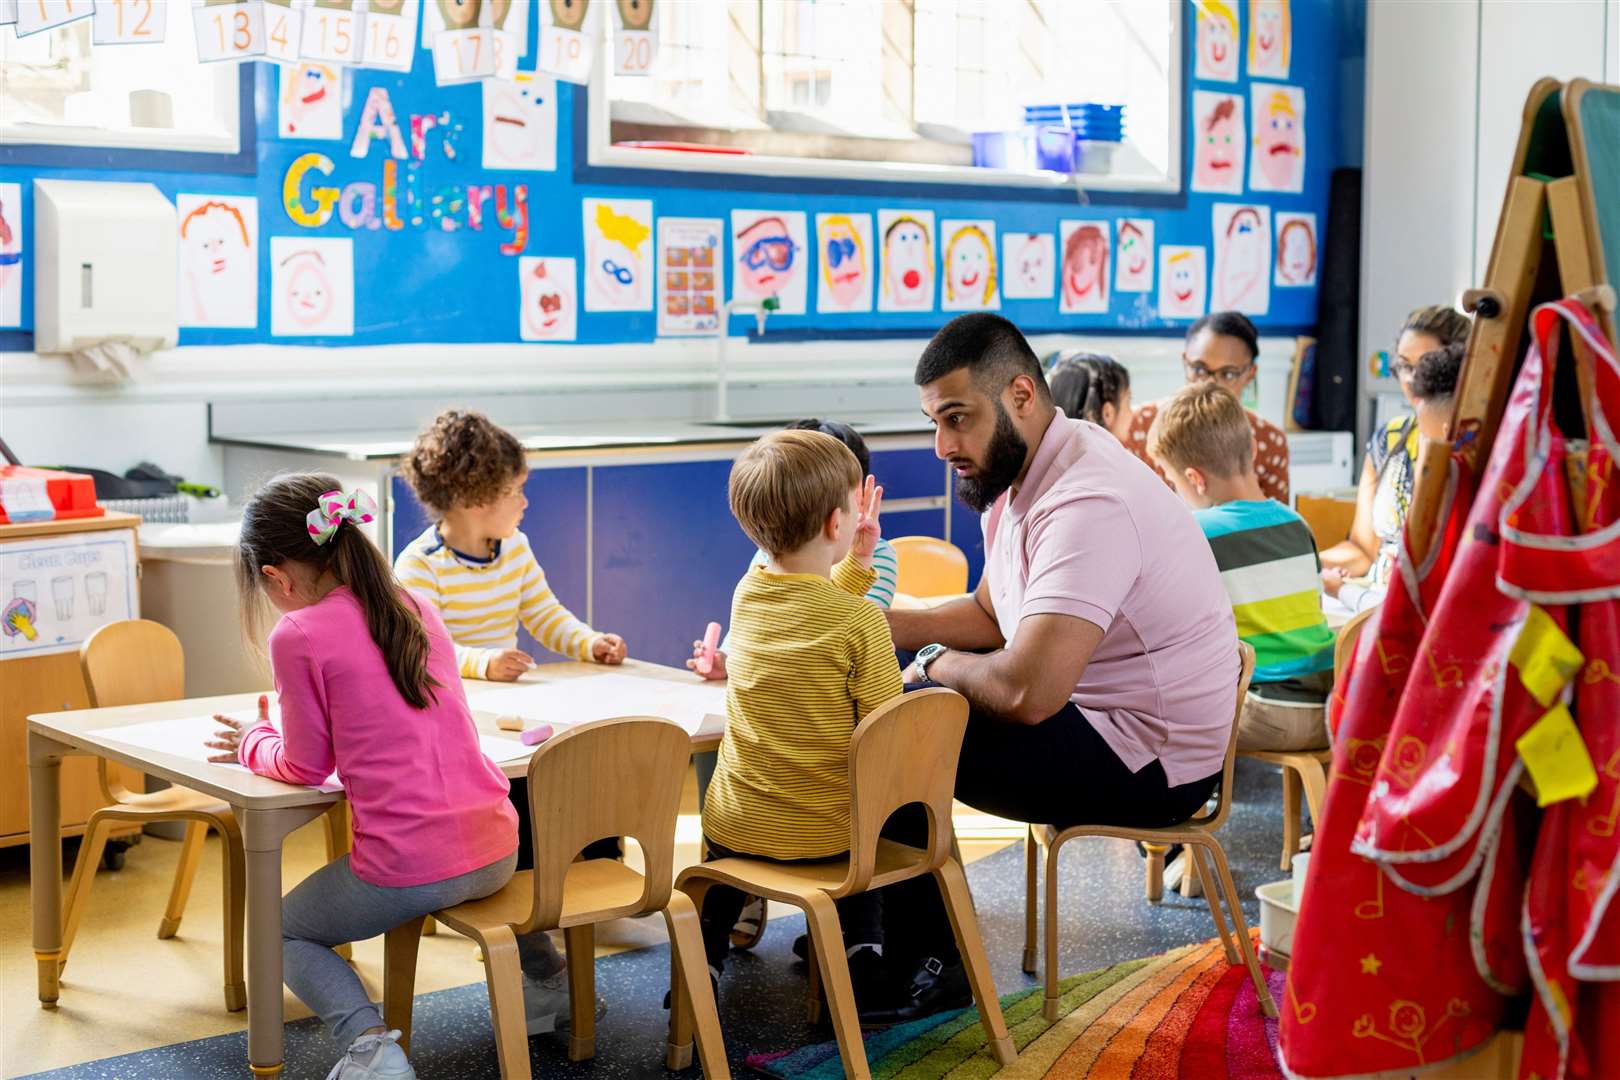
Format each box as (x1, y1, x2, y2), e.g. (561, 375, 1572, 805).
(675, 688, 1014, 1080)
(1021, 643, 1277, 1020)
(382, 717, 726, 1080)
(890, 536, 970, 598)
(73, 619, 247, 1011)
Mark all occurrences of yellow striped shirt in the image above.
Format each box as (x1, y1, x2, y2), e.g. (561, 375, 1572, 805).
(394, 526, 599, 678)
(703, 557, 903, 860)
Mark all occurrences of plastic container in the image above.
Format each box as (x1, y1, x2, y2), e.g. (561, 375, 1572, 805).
(0, 465, 105, 524)
(1257, 879, 1299, 959)
(139, 522, 272, 700)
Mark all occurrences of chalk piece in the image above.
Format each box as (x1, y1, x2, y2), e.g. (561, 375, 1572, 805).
(695, 621, 722, 675)
(520, 723, 554, 746)
(495, 714, 524, 732)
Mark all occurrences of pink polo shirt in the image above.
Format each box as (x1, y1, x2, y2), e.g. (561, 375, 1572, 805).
(983, 412, 1239, 786)
(239, 587, 518, 888)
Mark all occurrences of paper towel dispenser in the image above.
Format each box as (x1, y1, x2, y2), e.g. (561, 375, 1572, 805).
(33, 179, 178, 355)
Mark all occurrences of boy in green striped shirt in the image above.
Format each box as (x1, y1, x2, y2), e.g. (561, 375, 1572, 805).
(1147, 383, 1334, 752)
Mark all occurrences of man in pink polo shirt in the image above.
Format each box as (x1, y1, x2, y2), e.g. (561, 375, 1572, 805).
(870, 312, 1239, 1023)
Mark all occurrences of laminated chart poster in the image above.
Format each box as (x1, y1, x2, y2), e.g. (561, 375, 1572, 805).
(658, 217, 723, 336)
(1, 530, 137, 660)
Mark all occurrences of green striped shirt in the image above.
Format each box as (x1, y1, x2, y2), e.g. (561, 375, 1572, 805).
(1194, 500, 1335, 688)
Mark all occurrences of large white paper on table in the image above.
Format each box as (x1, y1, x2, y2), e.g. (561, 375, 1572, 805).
(468, 674, 727, 737)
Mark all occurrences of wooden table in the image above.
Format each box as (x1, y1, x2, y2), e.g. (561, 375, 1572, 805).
(29, 659, 724, 1077)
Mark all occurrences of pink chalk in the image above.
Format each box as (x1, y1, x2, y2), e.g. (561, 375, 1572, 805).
(695, 621, 722, 675)
(520, 723, 555, 746)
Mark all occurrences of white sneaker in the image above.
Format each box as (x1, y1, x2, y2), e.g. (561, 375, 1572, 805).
(521, 969, 608, 1035)
(325, 1029, 415, 1080)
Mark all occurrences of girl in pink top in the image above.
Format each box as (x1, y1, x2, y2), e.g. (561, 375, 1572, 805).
(206, 474, 581, 1080)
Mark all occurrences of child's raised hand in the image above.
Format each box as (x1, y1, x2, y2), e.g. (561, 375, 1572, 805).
(488, 650, 536, 681)
(687, 641, 728, 681)
(592, 633, 628, 665)
(205, 694, 270, 763)
(850, 475, 884, 566)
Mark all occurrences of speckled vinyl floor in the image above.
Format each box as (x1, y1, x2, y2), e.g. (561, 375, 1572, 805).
(9, 759, 1295, 1080)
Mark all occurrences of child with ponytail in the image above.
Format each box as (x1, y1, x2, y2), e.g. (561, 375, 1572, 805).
(206, 474, 585, 1080)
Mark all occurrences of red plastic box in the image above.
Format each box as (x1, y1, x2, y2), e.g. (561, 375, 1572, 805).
(0, 466, 105, 524)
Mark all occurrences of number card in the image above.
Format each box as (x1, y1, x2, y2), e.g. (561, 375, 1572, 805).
(262, 0, 301, 63)
(0, 1, 17, 26)
(92, 0, 166, 44)
(16, 0, 93, 37)
(431, 25, 513, 86)
(360, 0, 417, 73)
(300, 0, 365, 66)
(611, 0, 655, 77)
(193, 0, 267, 63)
(539, 0, 597, 85)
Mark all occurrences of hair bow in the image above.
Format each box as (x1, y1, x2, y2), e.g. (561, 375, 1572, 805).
(306, 489, 377, 546)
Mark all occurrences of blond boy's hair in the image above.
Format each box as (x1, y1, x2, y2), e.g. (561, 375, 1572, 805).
(1146, 381, 1254, 480)
(729, 430, 861, 558)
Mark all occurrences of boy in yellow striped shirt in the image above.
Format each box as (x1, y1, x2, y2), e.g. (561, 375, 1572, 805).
(699, 429, 901, 1004)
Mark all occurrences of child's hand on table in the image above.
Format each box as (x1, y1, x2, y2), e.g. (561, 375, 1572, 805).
(488, 649, 536, 681)
(206, 694, 271, 763)
(687, 642, 728, 681)
(1321, 567, 1345, 598)
(850, 475, 885, 569)
(592, 633, 628, 665)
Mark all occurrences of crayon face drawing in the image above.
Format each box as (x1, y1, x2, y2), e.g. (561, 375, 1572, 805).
(1195, 0, 1239, 81)
(582, 198, 653, 312)
(1192, 91, 1245, 194)
(732, 209, 807, 314)
(270, 236, 353, 337)
(1060, 221, 1110, 315)
(1158, 246, 1207, 321)
(815, 212, 873, 314)
(1248, 0, 1290, 78)
(279, 62, 343, 140)
(877, 209, 935, 312)
(482, 75, 557, 171)
(1251, 84, 1305, 193)
(1115, 218, 1154, 294)
(1212, 203, 1272, 315)
(176, 194, 258, 329)
(941, 220, 998, 311)
(518, 256, 577, 341)
(1000, 232, 1054, 301)
(1275, 211, 1317, 287)
(0, 183, 21, 328)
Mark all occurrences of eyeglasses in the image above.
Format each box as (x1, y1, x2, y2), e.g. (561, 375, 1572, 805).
(825, 236, 856, 268)
(1391, 360, 1418, 380)
(1183, 357, 1254, 385)
(600, 259, 634, 285)
(741, 235, 794, 272)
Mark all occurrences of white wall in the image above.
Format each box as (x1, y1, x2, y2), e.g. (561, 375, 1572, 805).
(1359, 0, 1617, 435)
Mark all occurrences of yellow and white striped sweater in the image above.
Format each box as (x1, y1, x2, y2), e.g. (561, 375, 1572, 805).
(394, 525, 600, 678)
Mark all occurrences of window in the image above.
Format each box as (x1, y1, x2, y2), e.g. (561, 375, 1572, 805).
(1, 18, 241, 155)
(596, 0, 1181, 192)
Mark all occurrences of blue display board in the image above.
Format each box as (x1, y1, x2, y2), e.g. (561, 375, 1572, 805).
(0, 1, 1338, 349)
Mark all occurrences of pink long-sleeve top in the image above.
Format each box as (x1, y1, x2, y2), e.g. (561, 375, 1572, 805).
(239, 586, 518, 888)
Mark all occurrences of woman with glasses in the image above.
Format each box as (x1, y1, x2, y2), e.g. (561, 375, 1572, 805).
(1319, 305, 1471, 591)
(1124, 311, 1293, 502)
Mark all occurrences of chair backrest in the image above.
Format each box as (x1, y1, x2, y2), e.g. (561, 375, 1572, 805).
(1190, 641, 1257, 833)
(517, 716, 690, 933)
(80, 619, 186, 708)
(839, 687, 969, 894)
(1334, 607, 1377, 680)
(890, 536, 970, 598)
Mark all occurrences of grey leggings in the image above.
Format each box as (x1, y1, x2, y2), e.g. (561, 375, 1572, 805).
(282, 850, 565, 1046)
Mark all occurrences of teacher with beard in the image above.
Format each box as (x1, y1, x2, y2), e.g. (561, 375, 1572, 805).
(865, 313, 1240, 1024)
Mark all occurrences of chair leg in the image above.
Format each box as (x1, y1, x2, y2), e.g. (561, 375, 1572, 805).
(58, 815, 111, 975)
(662, 891, 729, 1078)
(421, 915, 438, 936)
(1281, 768, 1303, 871)
(949, 829, 976, 913)
(480, 925, 533, 1080)
(158, 820, 209, 939)
(1043, 837, 1063, 1022)
(321, 803, 354, 962)
(803, 893, 869, 1080)
(1022, 828, 1039, 975)
(383, 915, 427, 1055)
(933, 858, 1015, 1066)
(1143, 841, 1168, 903)
(214, 813, 247, 1012)
(1300, 760, 1328, 835)
(804, 926, 823, 1024)
(1202, 839, 1278, 1018)
(563, 924, 597, 1062)
(1187, 844, 1239, 964)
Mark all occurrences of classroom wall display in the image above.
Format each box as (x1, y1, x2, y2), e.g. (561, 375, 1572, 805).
(1194, 0, 1239, 82)
(583, 197, 653, 312)
(1211, 202, 1271, 315)
(0, 182, 20, 328)
(1191, 90, 1245, 195)
(1001, 231, 1054, 301)
(92, 0, 168, 46)
(481, 74, 557, 171)
(270, 235, 354, 336)
(1, 530, 138, 661)
(1250, 83, 1305, 193)
(657, 216, 722, 335)
(877, 209, 935, 313)
(279, 61, 345, 140)
(815, 212, 874, 315)
(1247, 0, 1290, 79)
(1159, 245, 1208, 320)
(422, 0, 530, 53)
(1274, 211, 1317, 287)
(731, 209, 807, 314)
(1059, 220, 1109, 315)
(940, 219, 998, 312)
(177, 194, 259, 328)
(1115, 218, 1154, 293)
(517, 256, 577, 341)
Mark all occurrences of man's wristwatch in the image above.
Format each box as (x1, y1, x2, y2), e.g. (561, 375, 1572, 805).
(914, 643, 948, 677)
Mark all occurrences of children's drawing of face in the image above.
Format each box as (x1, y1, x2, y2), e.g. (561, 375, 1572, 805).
(1251, 0, 1286, 70)
(1167, 255, 1199, 312)
(1278, 219, 1315, 284)
(282, 63, 336, 136)
(883, 218, 931, 306)
(282, 251, 333, 327)
(486, 82, 548, 164)
(587, 204, 648, 306)
(1219, 208, 1266, 306)
(735, 216, 796, 298)
(1063, 226, 1107, 304)
(522, 258, 573, 339)
(1198, 4, 1238, 80)
(182, 203, 248, 282)
(0, 196, 18, 291)
(1119, 223, 1148, 282)
(1194, 97, 1241, 189)
(820, 216, 866, 307)
(438, 0, 479, 29)
(1259, 91, 1302, 188)
(946, 226, 993, 305)
(1013, 236, 1047, 293)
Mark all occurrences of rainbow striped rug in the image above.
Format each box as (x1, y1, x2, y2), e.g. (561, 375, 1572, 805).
(747, 938, 1283, 1079)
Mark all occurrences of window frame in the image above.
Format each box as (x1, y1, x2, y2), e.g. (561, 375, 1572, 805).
(588, 0, 1183, 197)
